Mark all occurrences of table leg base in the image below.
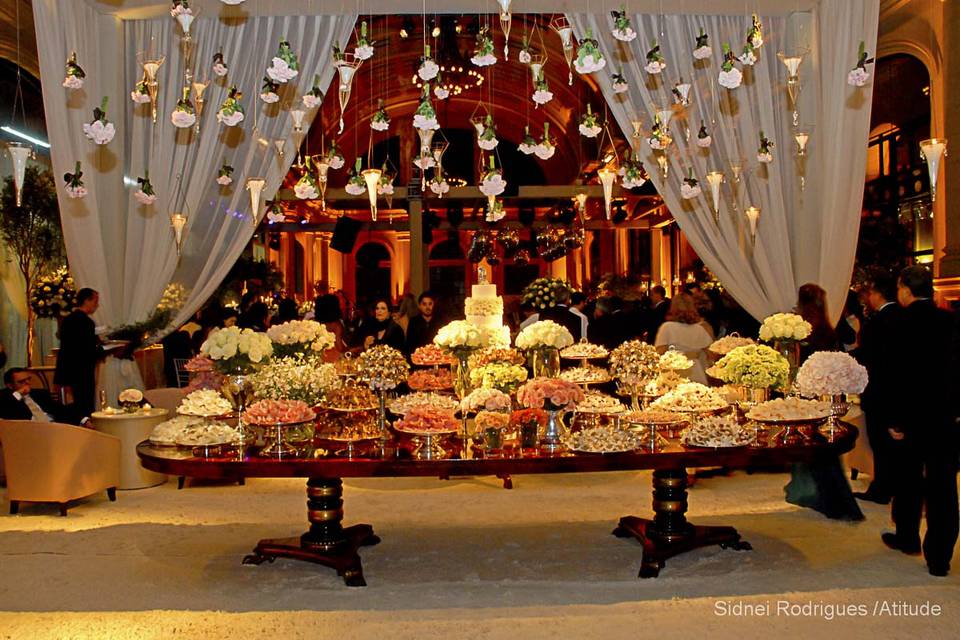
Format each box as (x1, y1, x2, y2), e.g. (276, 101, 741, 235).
(613, 516, 752, 578)
(242, 524, 380, 587)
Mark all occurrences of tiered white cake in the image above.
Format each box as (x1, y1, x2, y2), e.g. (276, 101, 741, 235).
(464, 280, 510, 347)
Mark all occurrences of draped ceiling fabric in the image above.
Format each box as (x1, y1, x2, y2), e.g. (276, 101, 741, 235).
(570, 1, 879, 322)
(32, 0, 355, 400)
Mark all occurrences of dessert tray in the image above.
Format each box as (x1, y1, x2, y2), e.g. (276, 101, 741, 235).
(745, 397, 831, 424)
(574, 391, 626, 414)
(177, 389, 234, 417)
(320, 385, 379, 412)
(563, 426, 644, 453)
(619, 409, 687, 426)
(682, 415, 756, 448)
(148, 415, 204, 446)
(708, 334, 756, 356)
(651, 383, 729, 413)
(559, 365, 612, 385)
(407, 368, 455, 391)
(410, 345, 455, 366)
(561, 341, 609, 360)
(174, 421, 245, 449)
(388, 392, 460, 416)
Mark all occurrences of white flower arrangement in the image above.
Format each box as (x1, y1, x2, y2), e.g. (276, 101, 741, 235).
(353, 21, 375, 61)
(83, 97, 116, 145)
(579, 105, 602, 138)
(738, 44, 757, 66)
(170, 87, 197, 129)
(133, 173, 157, 205)
(259, 76, 281, 103)
(469, 362, 528, 394)
(680, 172, 701, 199)
(345, 181, 366, 196)
(250, 358, 338, 406)
(693, 29, 712, 59)
(644, 41, 667, 74)
(63, 162, 86, 199)
(119, 388, 144, 404)
(795, 351, 869, 397)
(200, 326, 273, 371)
(659, 350, 694, 371)
(532, 82, 554, 106)
(647, 115, 672, 150)
(212, 51, 229, 77)
(429, 176, 450, 195)
(377, 173, 395, 196)
(518, 47, 532, 64)
(131, 80, 151, 104)
(302, 74, 324, 108)
(294, 174, 319, 200)
(217, 163, 234, 186)
(418, 48, 439, 81)
(413, 86, 440, 131)
(477, 116, 499, 150)
(327, 147, 345, 170)
(479, 156, 506, 197)
(574, 30, 606, 74)
(620, 161, 647, 189)
(519, 127, 538, 155)
(535, 125, 556, 159)
(178, 389, 233, 417)
(611, 8, 637, 42)
(718, 43, 743, 89)
(217, 86, 245, 126)
(266, 209, 285, 224)
(515, 320, 574, 351)
(697, 123, 712, 148)
(758, 312, 812, 342)
(470, 30, 497, 67)
(434, 85, 450, 100)
(848, 41, 874, 87)
(746, 14, 764, 49)
(370, 103, 390, 131)
(434, 320, 483, 351)
(757, 131, 774, 163)
(461, 387, 512, 414)
(266, 40, 300, 83)
(414, 155, 436, 170)
(611, 73, 629, 94)
(63, 52, 85, 89)
(486, 199, 505, 223)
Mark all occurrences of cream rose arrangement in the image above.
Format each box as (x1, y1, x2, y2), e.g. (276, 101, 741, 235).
(200, 326, 273, 373)
(434, 320, 484, 355)
(758, 312, 812, 342)
(266, 319, 335, 359)
(515, 320, 575, 351)
(795, 351, 869, 397)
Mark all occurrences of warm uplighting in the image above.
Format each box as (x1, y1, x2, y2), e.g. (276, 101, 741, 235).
(919, 138, 948, 202)
(362, 168, 382, 221)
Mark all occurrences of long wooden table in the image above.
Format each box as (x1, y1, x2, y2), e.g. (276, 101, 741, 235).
(138, 422, 857, 586)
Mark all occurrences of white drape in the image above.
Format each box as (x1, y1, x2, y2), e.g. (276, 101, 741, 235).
(570, 1, 878, 322)
(33, 0, 355, 400)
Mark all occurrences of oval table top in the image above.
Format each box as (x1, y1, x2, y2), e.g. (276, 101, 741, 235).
(138, 422, 857, 479)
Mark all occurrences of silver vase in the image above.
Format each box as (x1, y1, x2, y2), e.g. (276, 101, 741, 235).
(540, 407, 567, 452)
(821, 393, 848, 439)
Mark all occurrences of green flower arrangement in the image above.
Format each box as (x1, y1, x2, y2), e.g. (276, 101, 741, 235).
(470, 362, 528, 394)
(30, 268, 76, 319)
(521, 277, 572, 312)
(711, 344, 789, 390)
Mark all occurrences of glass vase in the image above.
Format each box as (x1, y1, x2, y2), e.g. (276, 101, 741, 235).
(820, 393, 848, 440)
(531, 347, 561, 378)
(453, 353, 473, 401)
(540, 406, 567, 452)
(221, 370, 253, 415)
(772, 340, 801, 391)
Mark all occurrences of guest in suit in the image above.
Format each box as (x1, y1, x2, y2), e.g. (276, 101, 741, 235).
(0, 368, 82, 425)
(363, 299, 405, 352)
(541, 290, 583, 342)
(852, 272, 902, 504)
(53, 288, 104, 420)
(589, 296, 629, 349)
(785, 283, 863, 521)
(568, 292, 590, 342)
(646, 286, 671, 343)
(405, 291, 442, 355)
(882, 266, 958, 577)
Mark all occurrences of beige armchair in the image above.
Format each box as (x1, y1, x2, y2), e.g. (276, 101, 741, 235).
(0, 420, 120, 516)
(143, 387, 185, 413)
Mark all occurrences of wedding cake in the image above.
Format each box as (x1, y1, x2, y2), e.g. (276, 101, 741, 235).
(465, 267, 510, 346)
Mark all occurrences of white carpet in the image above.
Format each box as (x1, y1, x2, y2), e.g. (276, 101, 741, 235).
(1, 470, 958, 639)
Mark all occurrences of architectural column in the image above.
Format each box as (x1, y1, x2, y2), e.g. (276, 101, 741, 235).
(314, 232, 332, 293)
(549, 256, 568, 281)
(394, 231, 411, 300)
(408, 199, 427, 296)
(936, 0, 960, 297)
(614, 229, 630, 275)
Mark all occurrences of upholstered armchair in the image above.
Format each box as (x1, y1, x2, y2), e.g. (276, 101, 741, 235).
(0, 420, 120, 516)
(143, 387, 185, 413)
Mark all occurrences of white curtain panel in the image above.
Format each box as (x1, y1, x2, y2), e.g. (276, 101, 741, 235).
(32, 0, 355, 399)
(570, 0, 878, 322)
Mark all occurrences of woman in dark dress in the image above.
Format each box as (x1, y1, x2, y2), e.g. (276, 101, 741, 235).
(362, 298, 405, 352)
(785, 283, 864, 521)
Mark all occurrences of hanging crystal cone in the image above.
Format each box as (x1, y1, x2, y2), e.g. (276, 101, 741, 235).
(418, 128, 436, 187)
(574, 192, 588, 212)
(597, 165, 617, 220)
(656, 107, 674, 128)
(550, 17, 575, 85)
(138, 54, 165, 124)
(316, 157, 330, 210)
(498, 0, 512, 59)
(246, 177, 266, 226)
(656, 154, 669, 179)
(192, 79, 209, 133)
(705, 171, 724, 224)
(530, 54, 546, 83)
(334, 54, 361, 134)
(920, 138, 948, 202)
(170, 213, 187, 256)
(362, 168, 382, 221)
(745, 206, 761, 244)
(7, 143, 30, 208)
(273, 139, 286, 160)
(794, 131, 810, 156)
(175, 12, 196, 39)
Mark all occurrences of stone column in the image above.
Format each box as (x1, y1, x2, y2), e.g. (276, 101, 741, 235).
(408, 198, 427, 296)
(936, 0, 960, 296)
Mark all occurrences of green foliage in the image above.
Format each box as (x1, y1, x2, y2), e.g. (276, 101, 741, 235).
(0, 166, 66, 292)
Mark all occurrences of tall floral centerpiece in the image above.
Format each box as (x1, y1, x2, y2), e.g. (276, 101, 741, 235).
(266, 319, 335, 360)
(795, 351, 868, 436)
(199, 326, 273, 415)
(515, 320, 574, 378)
(249, 359, 338, 407)
(711, 344, 790, 407)
(609, 340, 661, 409)
(521, 277, 572, 312)
(357, 345, 410, 437)
(434, 320, 484, 400)
(758, 312, 812, 387)
(516, 378, 584, 451)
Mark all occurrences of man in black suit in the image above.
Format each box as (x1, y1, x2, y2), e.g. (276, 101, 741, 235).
(405, 291, 442, 356)
(881, 266, 958, 577)
(53, 288, 104, 419)
(541, 289, 583, 342)
(0, 368, 82, 425)
(589, 296, 629, 350)
(853, 272, 902, 504)
(646, 285, 671, 343)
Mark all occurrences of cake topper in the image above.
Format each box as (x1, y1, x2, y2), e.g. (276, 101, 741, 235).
(478, 265, 488, 285)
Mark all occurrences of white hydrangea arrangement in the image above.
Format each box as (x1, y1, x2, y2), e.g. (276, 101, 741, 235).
(659, 350, 694, 371)
(795, 351, 869, 397)
(249, 358, 338, 406)
(758, 313, 812, 342)
(434, 320, 484, 354)
(200, 326, 273, 373)
(266, 319, 335, 359)
(711, 344, 790, 390)
(515, 320, 575, 351)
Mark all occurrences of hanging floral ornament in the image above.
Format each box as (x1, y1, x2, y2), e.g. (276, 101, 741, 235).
(519, 125, 537, 155)
(693, 28, 712, 60)
(620, 157, 648, 189)
(333, 45, 362, 134)
(579, 104, 602, 138)
(315, 155, 330, 210)
(131, 77, 151, 104)
(718, 43, 743, 89)
(266, 39, 300, 83)
(680, 170, 702, 199)
(302, 75, 324, 108)
(498, 0, 513, 59)
(265, 201, 286, 224)
(535, 123, 557, 160)
(378, 163, 395, 196)
(216, 86, 244, 126)
(597, 164, 617, 220)
(747, 14, 764, 49)
(532, 71, 554, 106)
(477, 115, 499, 150)
(486, 197, 506, 223)
(550, 17, 576, 85)
(83, 97, 116, 145)
(134, 172, 157, 205)
(294, 158, 320, 200)
(697, 122, 712, 148)
(647, 113, 672, 150)
(739, 42, 757, 66)
(574, 29, 606, 74)
(644, 42, 667, 75)
(62, 52, 85, 89)
(413, 154, 435, 170)
(518, 35, 532, 64)
(418, 45, 440, 81)
(217, 162, 234, 186)
(413, 84, 440, 130)
(63, 162, 87, 199)
(847, 41, 874, 87)
(471, 27, 497, 67)
(611, 72, 629, 94)
(221, 0, 247, 5)
(479, 155, 506, 197)
(434, 73, 450, 100)
(345, 158, 366, 196)
(212, 50, 229, 77)
(170, 86, 197, 128)
(672, 79, 692, 105)
(611, 6, 637, 42)
(354, 21, 375, 61)
(327, 141, 345, 170)
(170, 1, 196, 39)
(371, 99, 390, 132)
(430, 170, 451, 196)
(259, 76, 280, 103)
(757, 131, 774, 163)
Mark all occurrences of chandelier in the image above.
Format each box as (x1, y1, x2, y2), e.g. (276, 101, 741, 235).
(411, 64, 483, 97)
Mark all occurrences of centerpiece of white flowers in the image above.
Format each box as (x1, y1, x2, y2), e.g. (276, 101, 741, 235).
(759, 312, 811, 343)
(515, 320, 574, 379)
(200, 326, 273, 375)
(249, 358, 338, 407)
(266, 319, 335, 360)
(795, 351, 868, 398)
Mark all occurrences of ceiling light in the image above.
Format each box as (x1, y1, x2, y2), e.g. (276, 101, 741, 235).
(432, 25, 441, 38)
(1, 126, 50, 149)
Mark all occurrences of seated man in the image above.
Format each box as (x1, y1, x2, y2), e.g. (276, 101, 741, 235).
(0, 368, 84, 425)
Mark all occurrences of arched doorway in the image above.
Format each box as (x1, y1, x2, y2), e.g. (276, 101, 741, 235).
(354, 242, 392, 307)
(429, 236, 467, 316)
